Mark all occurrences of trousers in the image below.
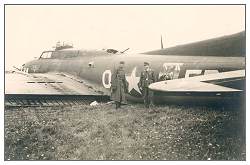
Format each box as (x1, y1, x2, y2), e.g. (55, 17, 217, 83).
(142, 87, 154, 108)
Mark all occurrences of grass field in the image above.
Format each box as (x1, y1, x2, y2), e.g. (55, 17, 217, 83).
(4, 103, 245, 160)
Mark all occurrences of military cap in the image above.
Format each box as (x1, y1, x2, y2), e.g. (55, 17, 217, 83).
(144, 62, 149, 66)
(120, 61, 125, 64)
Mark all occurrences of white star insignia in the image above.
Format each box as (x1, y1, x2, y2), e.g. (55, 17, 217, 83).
(126, 67, 141, 94)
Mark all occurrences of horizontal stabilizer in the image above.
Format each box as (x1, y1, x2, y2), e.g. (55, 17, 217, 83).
(149, 70, 245, 92)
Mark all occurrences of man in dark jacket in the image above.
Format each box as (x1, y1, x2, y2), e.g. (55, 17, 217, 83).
(138, 62, 156, 108)
(111, 61, 128, 109)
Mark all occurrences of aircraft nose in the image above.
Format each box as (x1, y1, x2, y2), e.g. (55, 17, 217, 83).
(21, 63, 31, 73)
(20, 64, 25, 71)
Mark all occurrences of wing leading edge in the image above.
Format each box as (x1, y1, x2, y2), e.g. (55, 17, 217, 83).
(5, 71, 104, 95)
(149, 70, 245, 93)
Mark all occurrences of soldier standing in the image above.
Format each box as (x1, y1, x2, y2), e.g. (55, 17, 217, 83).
(111, 61, 128, 109)
(138, 62, 156, 108)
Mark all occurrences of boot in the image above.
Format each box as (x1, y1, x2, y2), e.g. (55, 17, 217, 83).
(115, 102, 119, 109)
(115, 102, 121, 109)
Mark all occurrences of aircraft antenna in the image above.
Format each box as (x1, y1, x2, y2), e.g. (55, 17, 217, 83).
(161, 35, 164, 49)
(121, 48, 130, 54)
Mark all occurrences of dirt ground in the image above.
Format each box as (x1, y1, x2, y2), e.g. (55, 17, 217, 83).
(4, 103, 245, 160)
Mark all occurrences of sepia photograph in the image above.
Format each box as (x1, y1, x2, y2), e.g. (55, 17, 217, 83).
(4, 4, 246, 161)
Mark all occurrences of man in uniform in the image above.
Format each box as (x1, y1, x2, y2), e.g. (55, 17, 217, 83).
(111, 61, 128, 109)
(138, 62, 156, 108)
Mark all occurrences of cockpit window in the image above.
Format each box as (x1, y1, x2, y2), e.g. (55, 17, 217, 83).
(40, 51, 53, 59)
(39, 50, 79, 59)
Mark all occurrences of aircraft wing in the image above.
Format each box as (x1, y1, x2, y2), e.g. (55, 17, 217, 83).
(5, 70, 105, 95)
(149, 70, 245, 93)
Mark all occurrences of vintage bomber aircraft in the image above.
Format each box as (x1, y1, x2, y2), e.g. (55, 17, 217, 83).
(5, 32, 245, 104)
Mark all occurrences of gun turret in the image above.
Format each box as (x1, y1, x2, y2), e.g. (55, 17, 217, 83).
(54, 41, 73, 50)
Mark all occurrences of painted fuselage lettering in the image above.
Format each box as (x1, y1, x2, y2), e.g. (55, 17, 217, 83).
(159, 63, 184, 80)
(102, 70, 112, 88)
(185, 69, 219, 78)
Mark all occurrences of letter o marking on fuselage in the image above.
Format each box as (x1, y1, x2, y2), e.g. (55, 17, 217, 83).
(102, 70, 112, 88)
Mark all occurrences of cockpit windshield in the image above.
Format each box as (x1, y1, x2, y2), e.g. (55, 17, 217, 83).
(39, 51, 53, 59)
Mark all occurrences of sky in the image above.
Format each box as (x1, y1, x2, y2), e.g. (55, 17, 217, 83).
(5, 5, 245, 70)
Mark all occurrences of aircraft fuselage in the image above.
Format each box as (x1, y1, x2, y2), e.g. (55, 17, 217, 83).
(22, 50, 245, 102)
